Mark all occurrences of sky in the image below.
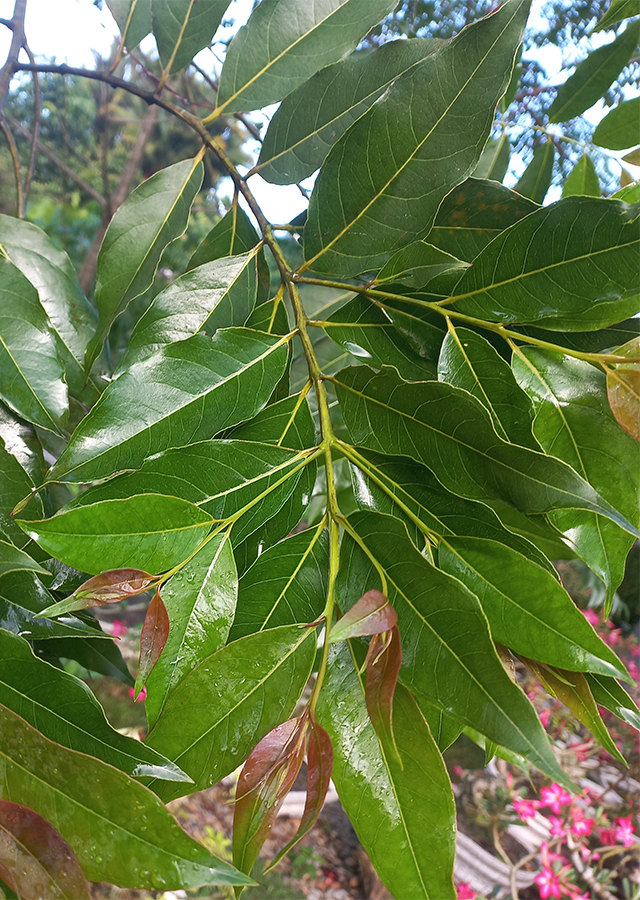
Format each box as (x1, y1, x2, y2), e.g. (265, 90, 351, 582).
(0, 0, 637, 219)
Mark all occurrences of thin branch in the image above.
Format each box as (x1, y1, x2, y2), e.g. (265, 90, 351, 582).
(7, 114, 106, 206)
(0, 0, 27, 110)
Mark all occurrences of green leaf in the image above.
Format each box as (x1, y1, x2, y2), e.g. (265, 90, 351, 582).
(231, 525, 328, 640)
(426, 178, 538, 262)
(147, 626, 316, 801)
(86, 156, 204, 372)
(316, 643, 456, 900)
(0, 437, 43, 551)
(0, 800, 90, 900)
(376, 242, 467, 291)
(348, 447, 557, 572)
(514, 141, 554, 203)
(517, 317, 640, 354)
(106, 0, 152, 48)
(513, 349, 639, 607)
(607, 336, 640, 442)
(0, 703, 250, 889)
(0, 216, 98, 400)
(216, 0, 398, 114)
(340, 510, 571, 783)
(18, 494, 214, 576)
(188, 202, 260, 270)
(256, 38, 443, 185)
(49, 329, 290, 484)
(473, 131, 510, 182)
(586, 672, 640, 732)
(121, 253, 259, 369)
(448, 197, 640, 330)
(152, 0, 228, 74)
(232, 391, 316, 448)
(0, 541, 50, 580)
(548, 22, 640, 123)
(594, 0, 640, 31)
(145, 533, 237, 728)
(37, 634, 134, 686)
(562, 154, 601, 197)
(438, 537, 628, 680)
(334, 365, 640, 535)
(323, 295, 437, 381)
(438, 327, 537, 449)
(0, 628, 190, 783)
(0, 258, 68, 434)
(303, 0, 530, 276)
(593, 96, 640, 149)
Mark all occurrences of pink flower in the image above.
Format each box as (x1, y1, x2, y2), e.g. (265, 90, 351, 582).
(570, 816, 594, 838)
(540, 783, 573, 814)
(452, 765, 464, 777)
(457, 882, 477, 900)
(539, 708, 551, 728)
(582, 609, 599, 626)
(605, 628, 622, 646)
(628, 661, 639, 682)
(534, 867, 562, 900)
(630, 644, 640, 657)
(547, 816, 565, 838)
(614, 815, 636, 848)
(128, 686, 147, 702)
(513, 798, 539, 821)
(599, 827, 618, 845)
(110, 619, 127, 637)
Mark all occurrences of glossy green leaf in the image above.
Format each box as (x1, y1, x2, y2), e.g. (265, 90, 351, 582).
(594, 0, 640, 31)
(147, 626, 316, 801)
(339, 510, 571, 783)
(65, 440, 310, 552)
(334, 366, 640, 535)
(548, 22, 640, 123)
(514, 141, 554, 203)
(513, 349, 639, 606)
(473, 131, 510, 182)
(376, 242, 467, 291)
(372, 301, 447, 366)
(448, 197, 640, 330)
(86, 156, 204, 372)
(256, 38, 442, 185)
(438, 327, 538, 449)
(0, 258, 68, 434)
(0, 541, 50, 580)
(0, 216, 98, 400)
(586, 672, 640, 732)
(0, 800, 90, 900)
(121, 253, 259, 369)
(232, 391, 316, 448)
(517, 318, 640, 355)
(36, 634, 134, 685)
(0, 703, 250, 889)
(425, 178, 538, 262)
(606, 336, 640, 442)
(145, 533, 237, 728)
(231, 524, 328, 641)
(592, 96, 640, 149)
(188, 202, 260, 270)
(50, 329, 290, 484)
(348, 447, 557, 572)
(0, 570, 107, 643)
(324, 295, 437, 381)
(18, 494, 214, 576)
(523, 659, 625, 763)
(216, 0, 398, 114)
(0, 404, 45, 488)
(303, 0, 530, 276)
(152, 0, 228, 73)
(438, 537, 628, 680)
(0, 433, 43, 551)
(0, 628, 190, 783)
(106, 0, 152, 48)
(316, 644, 457, 900)
(562, 154, 601, 197)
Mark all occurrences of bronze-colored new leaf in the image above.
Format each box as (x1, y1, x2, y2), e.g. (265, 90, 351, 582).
(365, 624, 403, 767)
(233, 716, 307, 878)
(38, 569, 156, 619)
(607, 337, 640, 442)
(0, 800, 90, 900)
(135, 589, 170, 698)
(328, 589, 397, 644)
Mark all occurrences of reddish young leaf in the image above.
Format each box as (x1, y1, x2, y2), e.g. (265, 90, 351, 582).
(607, 337, 640, 442)
(365, 624, 403, 767)
(328, 589, 397, 644)
(135, 589, 170, 698)
(233, 716, 308, 877)
(39, 569, 156, 618)
(266, 714, 333, 872)
(0, 800, 90, 899)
